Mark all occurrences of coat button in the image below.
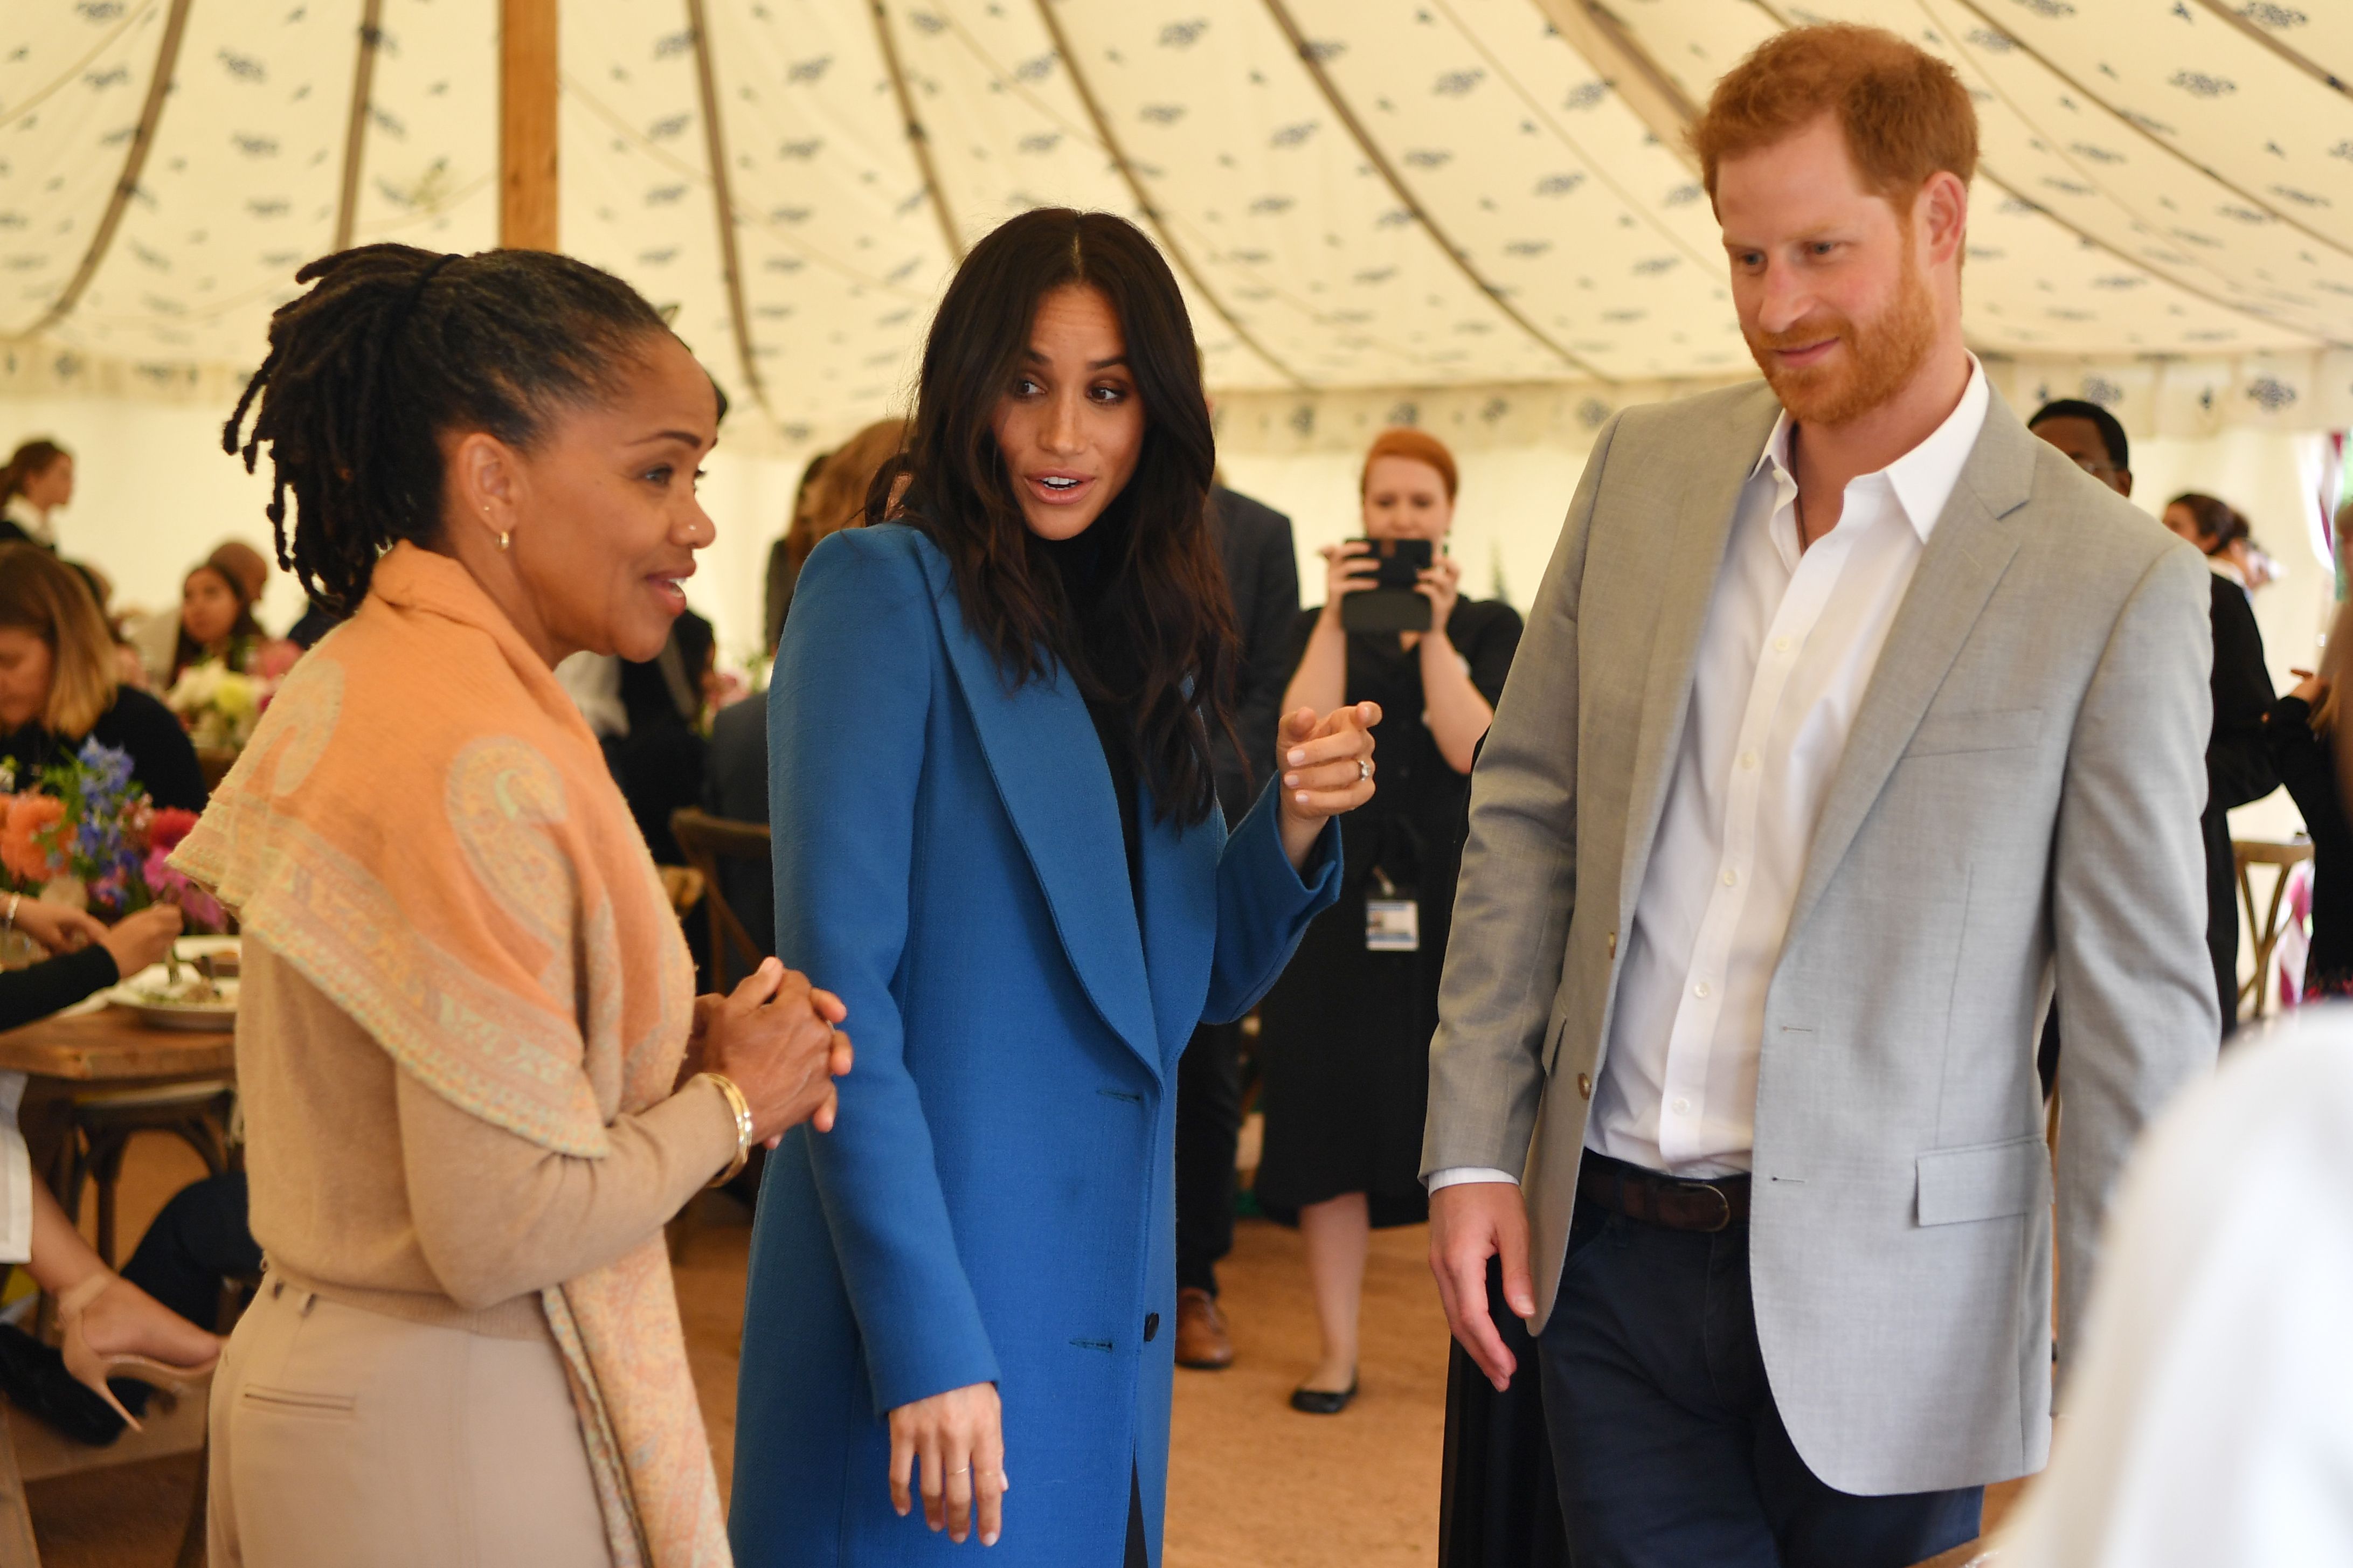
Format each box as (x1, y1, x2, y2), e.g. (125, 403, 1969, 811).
(1606, 929, 1617, 958)
(1144, 1313, 1161, 1343)
(1576, 1072, 1593, 1100)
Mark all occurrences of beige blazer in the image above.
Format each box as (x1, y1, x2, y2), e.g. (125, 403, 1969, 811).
(1424, 380, 2219, 1496)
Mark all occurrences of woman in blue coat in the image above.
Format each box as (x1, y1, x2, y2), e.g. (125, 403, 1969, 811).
(732, 208, 1380, 1567)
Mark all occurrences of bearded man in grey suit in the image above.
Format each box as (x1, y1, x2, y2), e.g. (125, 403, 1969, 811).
(1423, 24, 2217, 1568)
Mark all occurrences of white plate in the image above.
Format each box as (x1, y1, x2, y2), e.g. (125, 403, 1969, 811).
(108, 940, 241, 1031)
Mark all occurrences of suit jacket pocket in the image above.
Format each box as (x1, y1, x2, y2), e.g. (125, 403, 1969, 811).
(1904, 707, 2044, 758)
(1915, 1134, 2050, 1226)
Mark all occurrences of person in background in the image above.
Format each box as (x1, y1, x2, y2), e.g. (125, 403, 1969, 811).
(764, 451, 828, 657)
(2263, 593, 2353, 998)
(732, 207, 1367, 1568)
(2030, 401, 2274, 1035)
(705, 424, 910, 961)
(765, 418, 908, 646)
(166, 557, 267, 688)
(0, 894, 212, 1445)
(206, 540, 272, 615)
(2165, 491, 2276, 594)
(0, 440, 71, 550)
(1425, 28, 2216, 1565)
(1254, 428, 1521, 1413)
(610, 607, 715, 865)
(285, 595, 345, 649)
(1172, 480, 1299, 1373)
(196, 240, 852, 1568)
(0, 544, 207, 811)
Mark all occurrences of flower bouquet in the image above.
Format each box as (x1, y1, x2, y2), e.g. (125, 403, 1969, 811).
(0, 740, 224, 931)
(163, 660, 267, 751)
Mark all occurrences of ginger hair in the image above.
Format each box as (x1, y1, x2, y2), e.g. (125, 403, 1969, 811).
(1691, 24, 1978, 209)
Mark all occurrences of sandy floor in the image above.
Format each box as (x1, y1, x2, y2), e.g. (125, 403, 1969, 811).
(29, 1139, 2015, 1565)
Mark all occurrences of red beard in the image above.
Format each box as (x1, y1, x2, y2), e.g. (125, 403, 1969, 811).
(1744, 260, 1936, 428)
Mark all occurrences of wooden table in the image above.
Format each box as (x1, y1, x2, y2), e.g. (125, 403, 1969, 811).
(0, 1005, 232, 1568)
(0, 1008, 234, 1086)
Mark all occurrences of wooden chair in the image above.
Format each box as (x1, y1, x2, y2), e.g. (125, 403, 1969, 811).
(2234, 836, 2315, 1020)
(669, 809, 773, 991)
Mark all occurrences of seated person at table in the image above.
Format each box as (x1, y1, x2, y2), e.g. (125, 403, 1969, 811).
(0, 894, 220, 1444)
(0, 545, 207, 811)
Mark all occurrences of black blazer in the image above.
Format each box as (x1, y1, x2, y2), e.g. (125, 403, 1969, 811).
(1208, 486, 1300, 828)
(2204, 574, 2278, 1019)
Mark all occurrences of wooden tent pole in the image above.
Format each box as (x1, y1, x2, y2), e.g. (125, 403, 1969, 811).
(501, 0, 559, 249)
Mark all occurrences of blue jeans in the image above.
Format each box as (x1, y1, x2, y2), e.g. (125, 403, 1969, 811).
(1538, 1195, 1981, 1568)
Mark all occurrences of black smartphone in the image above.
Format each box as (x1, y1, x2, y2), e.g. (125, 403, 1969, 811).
(1340, 537, 1434, 634)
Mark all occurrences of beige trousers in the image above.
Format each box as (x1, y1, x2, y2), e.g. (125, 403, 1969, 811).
(209, 1278, 615, 1567)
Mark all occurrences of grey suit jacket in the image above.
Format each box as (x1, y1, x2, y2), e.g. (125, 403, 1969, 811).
(1423, 380, 2219, 1495)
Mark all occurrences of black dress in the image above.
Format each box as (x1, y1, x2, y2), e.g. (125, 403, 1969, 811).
(2264, 694, 2352, 997)
(0, 686, 207, 813)
(1253, 596, 1521, 1227)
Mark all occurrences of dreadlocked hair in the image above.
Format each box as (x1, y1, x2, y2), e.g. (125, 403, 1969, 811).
(223, 243, 671, 614)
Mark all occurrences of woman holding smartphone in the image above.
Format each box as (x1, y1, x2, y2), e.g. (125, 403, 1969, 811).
(1255, 428, 1522, 1413)
(732, 207, 1373, 1567)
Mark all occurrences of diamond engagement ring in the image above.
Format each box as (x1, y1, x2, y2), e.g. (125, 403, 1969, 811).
(1358, 758, 1372, 782)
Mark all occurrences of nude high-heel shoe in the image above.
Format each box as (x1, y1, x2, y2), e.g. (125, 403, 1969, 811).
(54, 1273, 220, 1433)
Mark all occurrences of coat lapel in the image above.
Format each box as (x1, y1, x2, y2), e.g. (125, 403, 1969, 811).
(1784, 392, 2038, 941)
(1615, 386, 1785, 931)
(1135, 793, 1223, 1073)
(911, 542, 1163, 1076)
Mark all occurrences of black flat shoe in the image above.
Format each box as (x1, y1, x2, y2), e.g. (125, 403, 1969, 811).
(1289, 1377, 1358, 1415)
(0, 1323, 126, 1446)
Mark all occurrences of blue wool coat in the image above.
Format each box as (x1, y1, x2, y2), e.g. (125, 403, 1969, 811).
(730, 525, 1341, 1567)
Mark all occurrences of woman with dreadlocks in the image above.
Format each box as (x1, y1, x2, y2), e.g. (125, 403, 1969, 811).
(178, 244, 853, 1568)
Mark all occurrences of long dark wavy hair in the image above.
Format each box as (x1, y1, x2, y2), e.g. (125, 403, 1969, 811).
(874, 208, 1236, 827)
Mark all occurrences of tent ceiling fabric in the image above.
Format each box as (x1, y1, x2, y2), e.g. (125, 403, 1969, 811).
(2, 0, 2349, 449)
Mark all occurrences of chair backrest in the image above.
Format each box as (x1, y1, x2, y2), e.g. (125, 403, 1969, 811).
(669, 808, 773, 990)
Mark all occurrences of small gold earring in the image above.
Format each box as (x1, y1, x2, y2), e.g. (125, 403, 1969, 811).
(498, 530, 511, 551)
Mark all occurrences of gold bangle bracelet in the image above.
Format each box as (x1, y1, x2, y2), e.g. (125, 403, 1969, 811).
(698, 1072, 755, 1188)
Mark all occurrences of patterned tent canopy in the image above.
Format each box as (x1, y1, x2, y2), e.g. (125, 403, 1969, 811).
(4, 0, 2350, 450)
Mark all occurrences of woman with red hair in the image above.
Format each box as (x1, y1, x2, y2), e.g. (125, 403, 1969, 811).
(1255, 427, 1523, 1412)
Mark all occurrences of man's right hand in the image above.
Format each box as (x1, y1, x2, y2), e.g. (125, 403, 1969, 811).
(1428, 1181, 1535, 1392)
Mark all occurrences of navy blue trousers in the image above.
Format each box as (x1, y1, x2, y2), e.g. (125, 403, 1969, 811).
(1537, 1195, 1981, 1568)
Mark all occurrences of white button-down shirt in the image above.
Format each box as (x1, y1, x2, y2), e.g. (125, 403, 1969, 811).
(1431, 359, 1989, 1190)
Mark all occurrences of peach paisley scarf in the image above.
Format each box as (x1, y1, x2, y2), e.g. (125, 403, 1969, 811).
(174, 544, 726, 1568)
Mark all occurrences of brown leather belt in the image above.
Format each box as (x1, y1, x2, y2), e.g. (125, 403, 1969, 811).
(1578, 1153, 1752, 1233)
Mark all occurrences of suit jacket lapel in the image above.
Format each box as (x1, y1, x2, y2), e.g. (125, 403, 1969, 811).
(913, 543, 1162, 1076)
(1784, 393, 2038, 940)
(1615, 386, 1784, 931)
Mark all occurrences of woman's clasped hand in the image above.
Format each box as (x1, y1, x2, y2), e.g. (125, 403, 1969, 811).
(688, 956, 854, 1147)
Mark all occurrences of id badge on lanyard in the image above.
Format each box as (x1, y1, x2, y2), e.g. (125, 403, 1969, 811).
(1365, 869, 1420, 953)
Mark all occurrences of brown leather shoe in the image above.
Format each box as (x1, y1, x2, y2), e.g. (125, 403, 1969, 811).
(1174, 1287, 1234, 1370)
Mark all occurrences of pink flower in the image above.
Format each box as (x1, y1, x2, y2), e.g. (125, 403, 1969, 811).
(146, 807, 200, 857)
(250, 639, 301, 682)
(143, 849, 225, 933)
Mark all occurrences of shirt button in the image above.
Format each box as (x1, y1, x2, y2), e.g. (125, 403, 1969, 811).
(1693, 981, 1711, 998)
(1672, 1097, 1691, 1114)
(1721, 869, 1738, 887)
(1144, 1312, 1161, 1343)
(1774, 636, 1793, 653)
(1740, 751, 1759, 771)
